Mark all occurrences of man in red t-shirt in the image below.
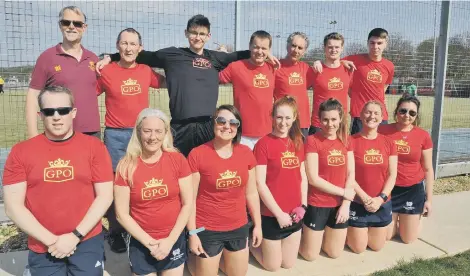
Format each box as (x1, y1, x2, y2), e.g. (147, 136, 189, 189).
(96, 28, 163, 253)
(2, 86, 113, 275)
(219, 30, 276, 150)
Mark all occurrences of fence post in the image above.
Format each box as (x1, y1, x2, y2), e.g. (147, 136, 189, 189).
(234, 0, 241, 51)
(431, 1, 451, 179)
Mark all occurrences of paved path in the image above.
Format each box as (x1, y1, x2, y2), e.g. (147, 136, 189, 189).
(0, 191, 468, 276)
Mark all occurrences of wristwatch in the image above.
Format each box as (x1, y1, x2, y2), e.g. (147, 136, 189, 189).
(378, 193, 388, 202)
(72, 229, 84, 241)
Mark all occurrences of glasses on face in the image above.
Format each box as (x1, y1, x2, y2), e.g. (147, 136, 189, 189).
(59, 19, 85, 28)
(40, 107, 73, 117)
(187, 30, 208, 39)
(398, 108, 417, 117)
(215, 116, 240, 128)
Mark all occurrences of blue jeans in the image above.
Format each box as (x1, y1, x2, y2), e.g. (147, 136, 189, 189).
(103, 127, 133, 172)
(350, 118, 388, 135)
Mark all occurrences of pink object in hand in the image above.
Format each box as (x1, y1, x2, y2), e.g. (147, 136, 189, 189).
(290, 206, 306, 223)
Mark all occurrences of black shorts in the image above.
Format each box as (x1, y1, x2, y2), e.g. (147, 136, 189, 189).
(303, 205, 348, 231)
(261, 215, 302, 240)
(391, 182, 426, 215)
(349, 201, 392, 228)
(171, 117, 214, 157)
(301, 128, 309, 141)
(28, 233, 104, 276)
(197, 224, 249, 258)
(308, 126, 322, 136)
(128, 232, 186, 274)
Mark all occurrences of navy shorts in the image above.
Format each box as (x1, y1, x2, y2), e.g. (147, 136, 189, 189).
(349, 201, 392, 228)
(391, 182, 426, 215)
(308, 126, 322, 136)
(197, 224, 249, 258)
(128, 232, 186, 275)
(28, 233, 105, 276)
(261, 215, 302, 240)
(103, 127, 133, 171)
(351, 118, 388, 135)
(303, 205, 348, 231)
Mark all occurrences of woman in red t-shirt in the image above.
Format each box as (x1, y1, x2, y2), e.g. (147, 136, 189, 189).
(250, 96, 307, 271)
(186, 105, 262, 276)
(348, 101, 398, 254)
(299, 98, 355, 261)
(114, 108, 193, 276)
(378, 95, 434, 244)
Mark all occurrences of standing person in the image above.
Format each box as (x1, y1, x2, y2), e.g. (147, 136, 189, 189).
(96, 15, 279, 156)
(309, 33, 353, 136)
(3, 86, 113, 275)
(0, 76, 4, 94)
(219, 30, 276, 150)
(96, 28, 163, 253)
(114, 108, 193, 276)
(379, 95, 434, 244)
(26, 6, 101, 139)
(250, 96, 307, 271)
(299, 98, 355, 261)
(186, 105, 262, 276)
(347, 101, 398, 253)
(273, 32, 312, 138)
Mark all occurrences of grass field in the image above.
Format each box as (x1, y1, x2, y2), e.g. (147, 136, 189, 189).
(0, 87, 469, 148)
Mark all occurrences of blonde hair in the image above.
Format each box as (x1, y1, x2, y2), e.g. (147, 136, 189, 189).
(115, 108, 177, 186)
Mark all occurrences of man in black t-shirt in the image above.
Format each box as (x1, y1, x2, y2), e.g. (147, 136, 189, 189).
(97, 15, 278, 156)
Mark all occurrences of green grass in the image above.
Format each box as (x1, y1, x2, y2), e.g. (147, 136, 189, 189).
(0, 87, 469, 148)
(372, 250, 470, 276)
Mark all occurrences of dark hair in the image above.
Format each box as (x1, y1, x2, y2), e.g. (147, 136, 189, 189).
(38, 86, 74, 109)
(213, 104, 242, 144)
(323, 32, 345, 47)
(186, 14, 210, 33)
(393, 94, 421, 126)
(249, 30, 272, 48)
(116, 28, 142, 46)
(272, 96, 303, 151)
(318, 98, 348, 145)
(368, 28, 389, 40)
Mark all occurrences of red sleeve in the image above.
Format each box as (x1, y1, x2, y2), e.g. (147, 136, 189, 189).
(177, 153, 192, 178)
(29, 54, 49, 90)
(247, 150, 257, 170)
(306, 66, 315, 88)
(348, 69, 354, 88)
(96, 76, 104, 96)
(386, 62, 394, 85)
(253, 139, 268, 165)
(2, 146, 26, 185)
(386, 136, 397, 156)
(150, 69, 161, 89)
(114, 171, 129, 187)
(187, 149, 199, 173)
(91, 140, 114, 183)
(423, 132, 433, 150)
(297, 143, 306, 162)
(305, 136, 318, 153)
(218, 63, 233, 84)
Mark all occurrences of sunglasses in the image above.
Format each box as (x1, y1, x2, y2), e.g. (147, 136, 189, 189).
(398, 108, 417, 117)
(215, 116, 240, 128)
(59, 19, 85, 28)
(40, 107, 73, 117)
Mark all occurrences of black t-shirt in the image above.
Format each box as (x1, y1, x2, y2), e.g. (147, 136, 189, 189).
(111, 47, 250, 121)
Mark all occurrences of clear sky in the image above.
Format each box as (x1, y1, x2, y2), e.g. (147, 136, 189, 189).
(1, 1, 469, 67)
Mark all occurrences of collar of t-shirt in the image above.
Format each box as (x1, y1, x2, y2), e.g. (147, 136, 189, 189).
(45, 131, 75, 143)
(55, 43, 93, 60)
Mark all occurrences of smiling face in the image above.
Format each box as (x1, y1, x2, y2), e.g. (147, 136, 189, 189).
(59, 9, 87, 44)
(40, 92, 76, 139)
(250, 36, 271, 65)
(360, 102, 383, 130)
(324, 39, 343, 62)
(185, 25, 210, 53)
(396, 101, 418, 127)
(273, 104, 295, 137)
(117, 31, 142, 65)
(213, 109, 239, 142)
(139, 117, 166, 155)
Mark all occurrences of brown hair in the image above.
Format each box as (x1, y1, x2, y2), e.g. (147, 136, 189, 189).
(212, 105, 243, 144)
(38, 86, 74, 109)
(272, 96, 303, 151)
(318, 98, 348, 145)
(393, 94, 421, 126)
(323, 32, 345, 47)
(249, 30, 272, 48)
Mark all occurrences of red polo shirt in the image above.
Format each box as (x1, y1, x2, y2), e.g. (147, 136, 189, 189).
(30, 43, 100, 133)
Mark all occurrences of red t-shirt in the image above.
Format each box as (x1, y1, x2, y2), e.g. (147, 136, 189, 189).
(253, 134, 305, 217)
(2, 133, 113, 253)
(305, 133, 351, 207)
(350, 133, 397, 199)
(97, 63, 160, 128)
(378, 124, 433, 187)
(219, 60, 275, 137)
(274, 60, 313, 129)
(344, 54, 394, 120)
(115, 152, 191, 239)
(188, 142, 257, 231)
(310, 64, 352, 127)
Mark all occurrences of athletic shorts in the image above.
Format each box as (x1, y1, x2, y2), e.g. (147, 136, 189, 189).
(28, 233, 105, 276)
(349, 201, 392, 228)
(171, 117, 214, 157)
(197, 224, 250, 258)
(308, 126, 322, 136)
(391, 182, 426, 215)
(303, 205, 348, 231)
(103, 127, 133, 172)
(128, 232, 186, 275)
(261, 215, 302, 240)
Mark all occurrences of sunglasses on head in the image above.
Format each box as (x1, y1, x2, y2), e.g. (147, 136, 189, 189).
(215, 116, 240, 128)
(40, 107, 73, 117)
(59, 19, 85, 28)
(398, 108, 417, 117)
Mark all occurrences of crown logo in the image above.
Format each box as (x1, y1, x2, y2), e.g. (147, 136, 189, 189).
(365, 149, 380, 155)
(290, 72, 301, 78)
(329, 149, 343, 156)
(369, 69, 381, 75)
(123, 78, 138, 85)
(144, 178, 163, 187)
(282, 151, 296, 158)
(219, 170, 237, 179)
(48, 158, 70, 167)
(395, 139, 408, 146)
(329, 77, 341, 83)
(254, 73, 267, 80)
